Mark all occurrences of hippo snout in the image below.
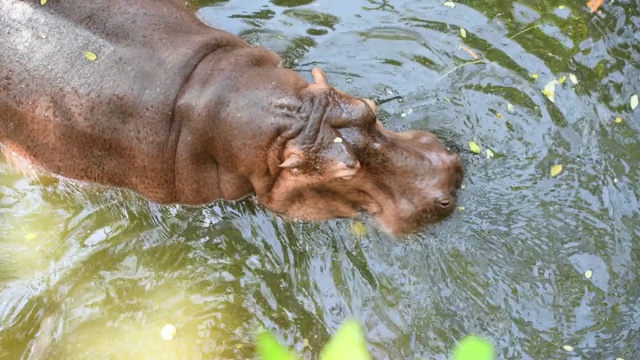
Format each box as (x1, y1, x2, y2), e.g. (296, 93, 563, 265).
(367, 127, 464, 236)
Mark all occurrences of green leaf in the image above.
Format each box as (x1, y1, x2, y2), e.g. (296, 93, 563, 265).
(468, 141, 481, 154)
(320, 320, 371, 360)
(452, 335, 495, 360)
(460, 28, 467, 38)
(256, 332, 300, 360)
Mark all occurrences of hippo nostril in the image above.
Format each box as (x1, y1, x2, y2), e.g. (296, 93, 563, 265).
(437, 196, 454, 209)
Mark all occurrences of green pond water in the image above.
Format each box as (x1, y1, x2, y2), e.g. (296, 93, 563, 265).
(1, 0, 639, 359)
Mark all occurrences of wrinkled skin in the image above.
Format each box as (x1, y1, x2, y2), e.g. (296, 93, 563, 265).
(0, 0, 463, 236)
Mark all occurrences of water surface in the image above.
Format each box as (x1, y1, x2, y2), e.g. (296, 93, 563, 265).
(1, 0, 639, 359)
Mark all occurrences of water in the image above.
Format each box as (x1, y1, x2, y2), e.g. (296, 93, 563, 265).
(1, 0, 639, 359)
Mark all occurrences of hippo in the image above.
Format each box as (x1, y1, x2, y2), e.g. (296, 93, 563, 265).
(0, 0, 463, 236)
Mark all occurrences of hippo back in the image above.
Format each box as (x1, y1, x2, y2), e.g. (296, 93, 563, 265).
(0, 0, 245, 202)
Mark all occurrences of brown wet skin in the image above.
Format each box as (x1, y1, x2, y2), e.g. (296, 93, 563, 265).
(0, 0, 463, 237)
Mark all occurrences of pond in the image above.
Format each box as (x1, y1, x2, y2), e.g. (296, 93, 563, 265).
(1, 0, 639, 359)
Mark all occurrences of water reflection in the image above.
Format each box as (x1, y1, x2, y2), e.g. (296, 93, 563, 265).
(1, 0, 639, 359)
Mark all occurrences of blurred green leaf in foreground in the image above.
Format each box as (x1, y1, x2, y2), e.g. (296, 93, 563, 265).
(256, 319, 495, 360)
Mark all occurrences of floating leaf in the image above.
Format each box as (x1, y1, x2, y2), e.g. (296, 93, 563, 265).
(486, 149, 495, 158)
(587, 0, 604, 13)
(558, 75, 567, 84)
(530, 73, 539, 79)
(452, 336, 494, 360)
(615, 117, 623, 124)
(459, 45, 479, 59)
(350, 222, 367, 237)
(496, 112, 504, 119)
(542, 79, 559, 103)
(257, 332, 300, 360)
(40, 0, 47, 5)
(320, 320, 371, 360)
(83, 51, 98, 61)
(631, 94, 638, 110)
(569, 73, 578, 84)
(468, 141, 481, 154)
(333, 137, 343, 143)
(550, 164, 563, 177)
(160, 324, 176, 341)
(24, 233, 38, 240)
(457, 206, 465, 211)
(563, 345, 574, 352)
(585, 270, 593, 279)
(460, 28, 467, 38)
(507, 102, 515, 112)
(558, 5, 566, 9)
(443, 1, 456, 8)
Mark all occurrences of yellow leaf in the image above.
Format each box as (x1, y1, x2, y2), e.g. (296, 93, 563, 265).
(550, 164, 563, 177)
(563, 345, 574, 352)
(25, 233, 37, 240)
(496, 112, 504, 119)
(631, 94, 639, 110)
(83, 51, 98, 61)
(530, 73, 539, 79)
(558, 75, 567, 84)
(615, 117, 622, 124)
(460, 28, 467, 38)
(543, 79, 559, 103)
(558, 5, 565, 9)
(457, 206, 465, 211)
(350, 222, 367, 237)
(584, 270, 593, 279)
(333, 137, 343, 143)
(469, 141, 481, 154)
(40, 0, 47, 5)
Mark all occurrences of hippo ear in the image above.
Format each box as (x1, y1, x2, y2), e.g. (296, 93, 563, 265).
(312, 67, 329, 86)
(278, 145, 305, 169)
(279, 153, 304, 168)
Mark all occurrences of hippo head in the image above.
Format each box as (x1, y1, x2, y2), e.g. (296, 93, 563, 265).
(260, 67, 463, 236)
